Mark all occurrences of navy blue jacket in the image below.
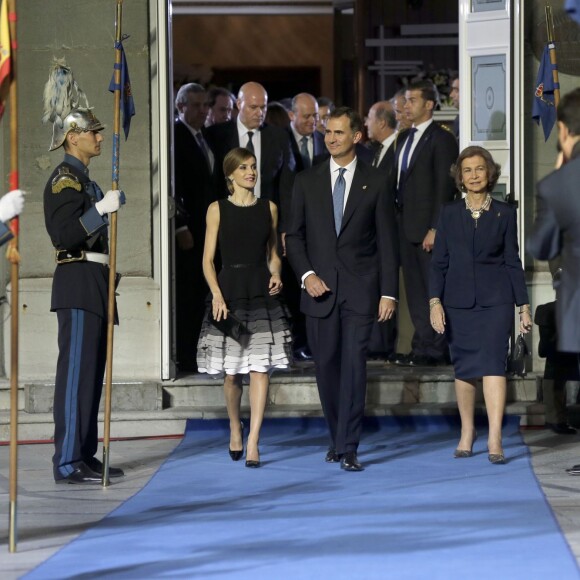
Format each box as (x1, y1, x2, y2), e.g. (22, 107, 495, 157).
(430, 198, 528, 308)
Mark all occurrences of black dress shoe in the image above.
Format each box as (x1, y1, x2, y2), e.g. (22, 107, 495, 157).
(85, 457, 125, 478)
(566, 464, 580, 475)
(408, 354, 446, 367)
(245, 460, 261, 468)
(55, 462, 102, 485)
(325, 448, 341, 463)
(546, 422, 577, 435)
(389, 352, 412, 366)
(293, 346, 313, 361)
(341, 451, 364, 472)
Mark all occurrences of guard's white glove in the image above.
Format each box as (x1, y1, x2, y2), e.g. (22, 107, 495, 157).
(95, 189, 123, 215)
(0, 189, 25, 223)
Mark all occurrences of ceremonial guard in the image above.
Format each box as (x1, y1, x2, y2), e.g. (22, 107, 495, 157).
(43, 85, 126, 483)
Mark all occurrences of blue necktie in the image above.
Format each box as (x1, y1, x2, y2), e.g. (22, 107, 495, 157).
(333, 168, 346, 236)
(397, 127, 417, 204)
(300, 136, 311, 169)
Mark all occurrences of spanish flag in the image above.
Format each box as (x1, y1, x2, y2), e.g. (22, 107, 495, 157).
(0, 0, 11, 120)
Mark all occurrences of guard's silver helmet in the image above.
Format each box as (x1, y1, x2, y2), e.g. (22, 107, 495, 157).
(49, 108, 105, 151)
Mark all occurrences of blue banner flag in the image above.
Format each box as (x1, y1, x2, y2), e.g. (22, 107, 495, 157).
(566, 0, 580, 25)
(532, 44, 558, 141)
(109, 41, 135, 139)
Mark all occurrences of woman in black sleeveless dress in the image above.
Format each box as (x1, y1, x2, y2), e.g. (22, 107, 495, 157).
(197, 147, 292, 467)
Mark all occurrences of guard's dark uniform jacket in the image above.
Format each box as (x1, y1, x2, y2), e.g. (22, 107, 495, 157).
(44, 154, 111, 316)
(44, 153, 114, 480)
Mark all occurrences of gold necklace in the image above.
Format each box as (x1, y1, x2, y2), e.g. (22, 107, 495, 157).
(228, 195, 257, 207)
(465, 194, 491, 220)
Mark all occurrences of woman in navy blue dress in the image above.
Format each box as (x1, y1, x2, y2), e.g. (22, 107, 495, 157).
(429, 146, 533, 463)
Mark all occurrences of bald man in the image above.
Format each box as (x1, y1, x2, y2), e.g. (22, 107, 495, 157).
(365, 100, 400, 172)
(206, 82, 295, 220)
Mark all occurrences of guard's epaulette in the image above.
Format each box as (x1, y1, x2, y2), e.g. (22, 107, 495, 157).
(51, 167, 82, 194)
(441, 123, 454, 134)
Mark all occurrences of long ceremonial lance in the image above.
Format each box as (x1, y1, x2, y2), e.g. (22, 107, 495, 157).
(546, 5, 561, 107)
(7, 0, 19, 553)
(102, 0, 123, 487)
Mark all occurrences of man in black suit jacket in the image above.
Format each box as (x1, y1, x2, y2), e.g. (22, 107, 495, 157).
(288, 93, 329, 173)
(283, 93, 329, 360)
(286, 107, 398, 471)
(205, 82, 295, 226)
(364, 100, 402, 359)
(528, 88, 580, 473)
(391, 80, 458, 366)
(173, 83, 215, 372)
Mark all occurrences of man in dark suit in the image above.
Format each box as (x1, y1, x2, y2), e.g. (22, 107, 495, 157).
(284, 93, 329, 360)
(205, 81, 295, 223)
(286, 107, 398, 471)
(528, 88, 580, 474)
(204, 86, 234, 127)
(391, 80, 458, 366)
(364, 100, 402, 359)
(288, 93, 328, 173)
(173, 83, 215, 372)
(365, 100, 399, 171)
(392, 89, 413, 132)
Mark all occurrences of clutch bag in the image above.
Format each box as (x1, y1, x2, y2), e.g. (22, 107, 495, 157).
(209, 312, 250, 342)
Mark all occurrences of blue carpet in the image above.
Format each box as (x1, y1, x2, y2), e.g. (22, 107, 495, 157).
(26, 416, 580, 579)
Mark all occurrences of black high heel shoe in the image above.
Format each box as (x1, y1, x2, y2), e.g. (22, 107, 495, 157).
(245, 443, 261, 468)
(229, 422, 244, 461)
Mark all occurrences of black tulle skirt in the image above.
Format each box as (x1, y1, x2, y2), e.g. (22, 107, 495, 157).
(196, 265, 293, 376)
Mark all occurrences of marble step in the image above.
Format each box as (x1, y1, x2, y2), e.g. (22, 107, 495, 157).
(1, 363, 540, 414)
(0, 401, 557, 442)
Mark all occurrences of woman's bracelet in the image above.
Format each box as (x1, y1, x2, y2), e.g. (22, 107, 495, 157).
(429, 298, 441, 311)
(270, 272, 281, 277)
(519, 306, 531, 315)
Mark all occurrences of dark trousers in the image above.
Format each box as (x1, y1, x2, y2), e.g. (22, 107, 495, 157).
(306, 290, 374, 454)
(368, 315, 397, 356)
(175, 246, 207, 371)
(282, 256, 307, 350)
(543, 352, 580, 424)
(397, 213, 447, 359)
(53, 308, 107, 479)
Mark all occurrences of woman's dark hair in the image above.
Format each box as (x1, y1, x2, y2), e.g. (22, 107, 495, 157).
(223, 147, 256, 194)
(451, 145, 501, 193)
